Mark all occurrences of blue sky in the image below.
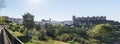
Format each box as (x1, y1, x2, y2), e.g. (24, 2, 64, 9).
(1, 0, 120, 21)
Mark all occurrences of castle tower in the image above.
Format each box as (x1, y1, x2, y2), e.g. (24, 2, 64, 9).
(72, 15, 77, 26)
(72, 15, 76, 21)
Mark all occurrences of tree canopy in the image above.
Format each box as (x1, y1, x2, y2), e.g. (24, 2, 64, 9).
(87, 24, 115, 38)
(0, 16, 5, 24)
(23, 13, 34, 29)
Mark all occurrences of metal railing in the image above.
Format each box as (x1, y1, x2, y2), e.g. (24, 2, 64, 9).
(1, 26, 24, 44)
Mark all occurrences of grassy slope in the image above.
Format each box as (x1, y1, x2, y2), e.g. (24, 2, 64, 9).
(8, 30, 25, 37)
(25, 40, 69, 44)
(8, 29, 69, 44)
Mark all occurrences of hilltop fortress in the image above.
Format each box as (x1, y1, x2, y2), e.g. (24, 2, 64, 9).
(73, 16, 106, 21)
(73, 16, 106, 26)
(72, 16, 120, 29)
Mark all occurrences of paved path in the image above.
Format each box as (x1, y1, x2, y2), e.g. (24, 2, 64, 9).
(0, 26, 3, 44)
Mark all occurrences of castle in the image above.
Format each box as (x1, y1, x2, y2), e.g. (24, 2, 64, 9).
(72, 15, 120, 29)
(73, 16, 106, 26)
(73, 16, 106, 21)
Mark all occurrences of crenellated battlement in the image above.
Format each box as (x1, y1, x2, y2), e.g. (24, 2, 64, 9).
(72, 15, 107, 27)
(73, 16, 106, 21)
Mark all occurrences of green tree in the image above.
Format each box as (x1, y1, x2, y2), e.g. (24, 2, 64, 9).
(59, 34, 70, 42)
(0, 16, 5, 24)
(87, 24, 114, 38)
(39, 28, 48, 41)
(23, 13, 35, 29)
(55, 27, 62, 37)
(87, 24, 115, 43)
(44, 23, 56, 39)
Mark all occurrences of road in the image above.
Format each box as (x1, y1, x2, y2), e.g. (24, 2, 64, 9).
(0, 26, 3, 44)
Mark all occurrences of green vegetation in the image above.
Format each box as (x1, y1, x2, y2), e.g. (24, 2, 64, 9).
(1, 0, 119, 44)
(8, 29, 25, 37)
(0, 16, 6, 24)
(7, 23, 118, 44)
(87, 24, 116, 43)
(25, 40, 69, 44)
(23, 13, 34, 29)
(6, 13, 120, 44)
(87, 24, 114, 38)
